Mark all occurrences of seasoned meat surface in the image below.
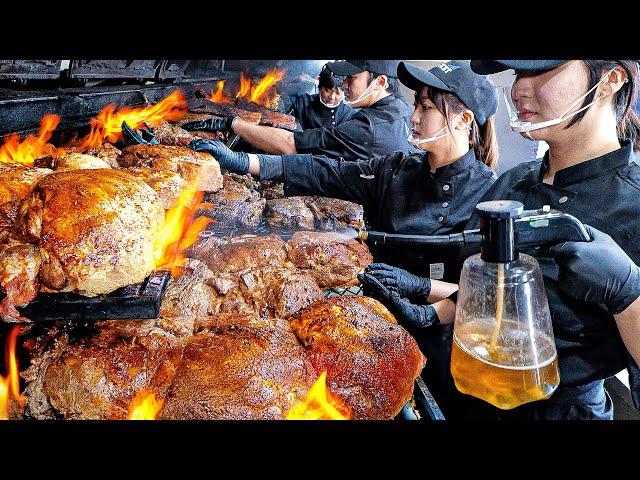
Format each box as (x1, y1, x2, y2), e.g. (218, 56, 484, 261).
(288, 296, 426, 419)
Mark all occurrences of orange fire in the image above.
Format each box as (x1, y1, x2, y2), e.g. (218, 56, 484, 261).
(0, 114, 62, 167)
(77, 90, 188, 150)
(128, 391, 163, 420)
(209, 80, 234, 104)
(208, 69, 286, 109)
(0, 326, 26, 420)
(250, 69, 285, 106)
(236, 72, 252, 100)
(152, 176, 212, 277)
(286, 372, 351, 420)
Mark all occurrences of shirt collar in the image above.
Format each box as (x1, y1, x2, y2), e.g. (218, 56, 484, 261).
(427, 148, 478, 179)
(539, 140, 635, 187)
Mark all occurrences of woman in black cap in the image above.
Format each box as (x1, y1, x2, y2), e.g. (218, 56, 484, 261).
(187, 60, 499, 315)
(367, 60, 640, 420)
(284, 64, 354, 131)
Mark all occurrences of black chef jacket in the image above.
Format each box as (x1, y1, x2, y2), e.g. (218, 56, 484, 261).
(292, 94, 415, 162)
(434, 141, 640, 419)
(288, 94, 354, 131)
(264, 148, 496, 281)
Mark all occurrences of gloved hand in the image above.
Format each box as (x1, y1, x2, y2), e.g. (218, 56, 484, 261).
(358, 273, 440, 329)
(364, 263, 431, 302)
(182, 117, 235, 132)
(187, 139, 249, 174)
(549, 225, 640, 314)
(121, 121, 159, 145)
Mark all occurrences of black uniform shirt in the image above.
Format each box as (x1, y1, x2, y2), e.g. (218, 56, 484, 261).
(273, 148, 496, 280)
(461, 141, 640, 389)
(289, 93, 354, 131)
(292, 94, 414, 162)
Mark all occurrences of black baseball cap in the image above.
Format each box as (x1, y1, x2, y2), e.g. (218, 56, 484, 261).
(326, 60, 400, 79)
(470, 60, 566, 75)
(397, 60, 499, 126)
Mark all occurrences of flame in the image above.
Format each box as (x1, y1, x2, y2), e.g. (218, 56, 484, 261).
(209, 80, 234, 104)
(218, 69, 285, 109)
(128, 391, 163, 420)
(0, 326, 26, 420)
(77, 90, 188, 150)
(250, 69, 285, 105)
(235, 72, 252, 99)
(286, 372, 351, 420)
(0, 114, 62, 166)
(152, 176, 212, 277)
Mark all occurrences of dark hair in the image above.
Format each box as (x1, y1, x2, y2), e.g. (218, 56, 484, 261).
(319, 66, 339, 90)
(366, 72, 398, 95)
(566, 60, 640, 151)
(418, 87, 499, 169)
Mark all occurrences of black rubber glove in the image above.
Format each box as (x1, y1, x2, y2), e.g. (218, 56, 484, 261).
(364, 263, 431, 303)
(182, 117, 235, 132)
(549, 225, 640, 314)
(121, 121, 159, 145)
(358, 273, 439, 329)
(187, 139, 249, 174)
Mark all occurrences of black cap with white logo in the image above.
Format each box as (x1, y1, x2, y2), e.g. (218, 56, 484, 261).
(397, 60, 499, 126)
(470, 60, 566, 75)
(326, 60, 401, 79)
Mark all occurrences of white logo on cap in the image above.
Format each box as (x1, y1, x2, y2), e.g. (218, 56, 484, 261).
(437, 63, 459, 74)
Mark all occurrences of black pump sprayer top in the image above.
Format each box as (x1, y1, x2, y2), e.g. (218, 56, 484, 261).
(357, 200, 591, 263)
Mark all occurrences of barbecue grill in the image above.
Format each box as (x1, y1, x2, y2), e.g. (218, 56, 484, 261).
(0, 59, 442, 421)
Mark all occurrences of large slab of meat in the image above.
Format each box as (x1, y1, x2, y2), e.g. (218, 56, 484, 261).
(119, 145, 223, 192)
(20, 267, 424, 419)
(34, 153, 112, 171)
(190, 98, 297, 131)
(286, 231, 373, 288)
(0, 169, 165, 321)
(265, 196, 364, 232)
(152, 120, 222, 147)
(196, 174, 265, 231)
(288, 296, 426, 419)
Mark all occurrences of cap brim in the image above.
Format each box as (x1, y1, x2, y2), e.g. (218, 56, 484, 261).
(397, 61, 453, 93)
(326, 61, 364, 77)
(470, 60, 565, 74)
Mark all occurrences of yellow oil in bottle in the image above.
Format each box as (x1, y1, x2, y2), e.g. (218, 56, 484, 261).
(451, 318, 560, 410)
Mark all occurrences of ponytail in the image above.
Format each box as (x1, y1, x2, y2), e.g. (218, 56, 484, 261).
(471, 116, 499, 170)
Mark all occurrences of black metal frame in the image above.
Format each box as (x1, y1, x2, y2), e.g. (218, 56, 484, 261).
(16, 270, 171, 322)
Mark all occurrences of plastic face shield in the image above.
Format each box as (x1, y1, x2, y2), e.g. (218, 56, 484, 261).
(503, 67, 619, 135)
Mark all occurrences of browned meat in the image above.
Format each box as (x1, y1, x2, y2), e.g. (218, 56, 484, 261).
(34, 153, 112, 171)
(22, 320, 184, 419)
(152, 121, 222, 146)
(0, 166, 52, 243)
(196, 174, 265, 230)
(189, 100, 263, 125)
(0, 166, 53, 206)
(126, 167, 187, 209)
(304, 196, 365, 230)
(0, 170, 165, 322)
(119, 144, 223, 192)
(265, 197, 315, 231)
(0, 243, 41, 321)
(160, 318, 317, 419)
(286, 231, 373, 288)
(187, 233, 288, 275)
(207, 266, 323, 319)
(288, 296, 426, 419)
(84, 144, 122, 168)
(258, 180, 284, 200)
